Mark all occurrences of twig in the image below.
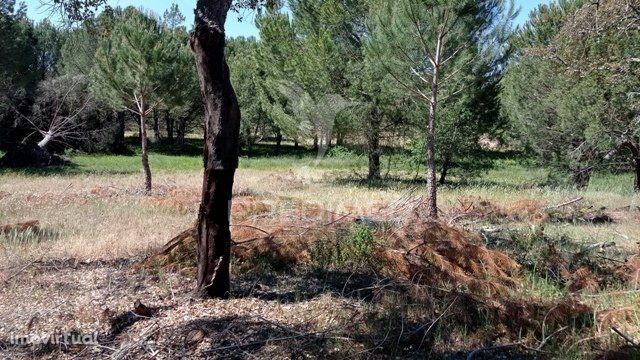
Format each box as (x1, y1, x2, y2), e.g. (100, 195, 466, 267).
(2, 258, 40, 284)
(230, 224, 271, 236)
(546, 196, 584, 210)
(612, 326, 639, 347)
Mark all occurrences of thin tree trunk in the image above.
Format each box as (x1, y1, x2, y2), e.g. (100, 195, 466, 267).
(192, 0, 240, 299)
(113, 111, 126, 152)
(153, 110, 161, 142)
(166, 110, 174, 143)
(634, 156, 640, 192)
(246, 127, 253, 157)
(313, 135, 318, 151)
(177, 118, 186, 145)
(627, 141, 640, 191)
(294, 139, 299, 149)
(439, 153, 451, 185)
(139, 111, 152, 194)
(426, 34, 442, 219)
(37, 131, 53, 148)
(275, 130, 282, 154)
(336, 131, 344, 146)
(367, 114, 381, 181)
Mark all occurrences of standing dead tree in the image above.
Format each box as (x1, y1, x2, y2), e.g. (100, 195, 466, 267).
(17, 75, 91, 149)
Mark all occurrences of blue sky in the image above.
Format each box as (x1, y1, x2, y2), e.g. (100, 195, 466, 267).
(22, 0, 550, 38)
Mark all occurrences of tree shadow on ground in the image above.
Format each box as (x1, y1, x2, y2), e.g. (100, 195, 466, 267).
(330, 173, 545, 192)
(232, 268, 394, 303)
(175, 314, 538, 359)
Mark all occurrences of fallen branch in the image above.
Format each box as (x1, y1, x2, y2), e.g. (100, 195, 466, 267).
(612, 326, 639, 347)
(546, 196, 584, 210)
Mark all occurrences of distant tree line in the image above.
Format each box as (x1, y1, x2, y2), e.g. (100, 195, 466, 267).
(1, 0, 639, 196)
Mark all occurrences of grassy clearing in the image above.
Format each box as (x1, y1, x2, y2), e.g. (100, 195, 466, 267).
(1, 147, 640, 358)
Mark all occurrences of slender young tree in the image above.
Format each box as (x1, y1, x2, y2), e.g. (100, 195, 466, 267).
(368, 0, 513, 218)
(92, 8, 190, 193)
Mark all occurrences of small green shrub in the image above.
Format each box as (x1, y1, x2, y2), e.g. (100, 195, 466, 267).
(310, 224, 377, 270)
(326, 145, 357, 159)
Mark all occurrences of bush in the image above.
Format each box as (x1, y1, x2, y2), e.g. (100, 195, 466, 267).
(326, 145, 357, 159)
(310, 224, 377, 270)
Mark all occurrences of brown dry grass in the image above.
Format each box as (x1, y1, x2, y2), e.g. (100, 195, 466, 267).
(2, 167, 640, 358)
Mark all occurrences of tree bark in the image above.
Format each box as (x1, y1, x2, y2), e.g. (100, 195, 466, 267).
(275, 129, 282, 154)
(153, 111, 161, 142)
(367, 113, 381, 181)
(336, 131, 344, 146)
(177, 118, 186, 145)
(165, 110, 174, 143)
(113, 111, 126, 153)
(634, 156, 640, 192)
(425, 34, 442, 219)
(139, 111, 152, 194)
(37, 131, 54, 148)
(246, 127, 253, 157)
(626, 141, 640, 191)
(192, 0, 241, 299)
(439, 153, 451, 185)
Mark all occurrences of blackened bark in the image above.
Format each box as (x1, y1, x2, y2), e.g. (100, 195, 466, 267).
(294, 139, 299, 149)
(313, 135, 318, 151)
(192, 0, 240, 299)
(140, 112, 152, 194)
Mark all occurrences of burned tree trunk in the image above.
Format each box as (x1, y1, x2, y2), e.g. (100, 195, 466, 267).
(191, 0, 241, 299)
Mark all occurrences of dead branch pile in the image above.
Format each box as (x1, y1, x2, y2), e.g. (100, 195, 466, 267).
(449, 197, 548, 224)
(376, 216, 521, 296)
(145, 195, 524, 299)
(143, 196, 352, 272)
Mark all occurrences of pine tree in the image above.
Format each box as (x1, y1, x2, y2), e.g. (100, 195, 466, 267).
(91, 8, 191, 193)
